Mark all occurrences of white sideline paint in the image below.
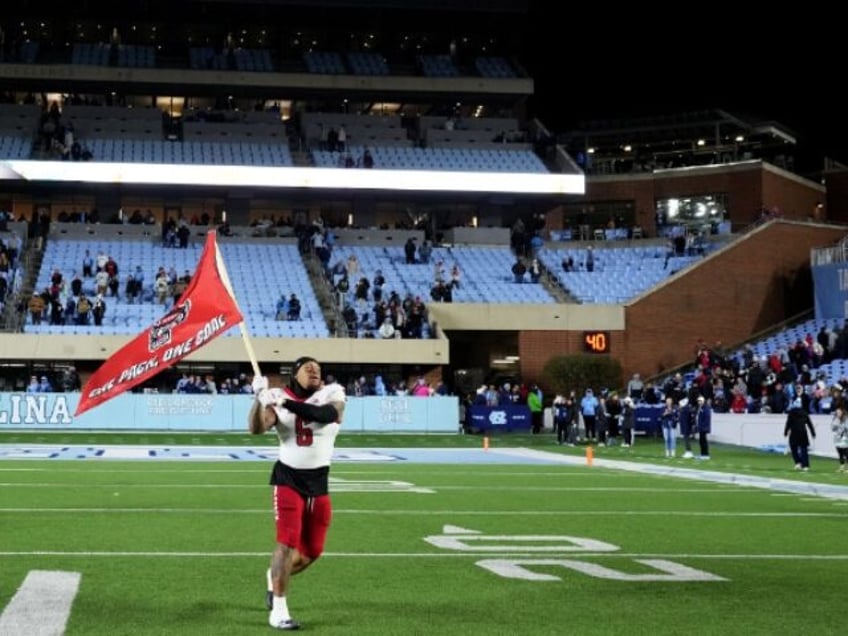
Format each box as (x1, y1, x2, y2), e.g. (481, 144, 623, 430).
(0, 570, 81, 636)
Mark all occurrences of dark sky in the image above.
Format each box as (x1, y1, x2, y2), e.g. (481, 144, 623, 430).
(520, 14, 848, 163)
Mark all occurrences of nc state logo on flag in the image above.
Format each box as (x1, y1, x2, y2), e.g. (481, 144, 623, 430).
(149, 300, 191, 351)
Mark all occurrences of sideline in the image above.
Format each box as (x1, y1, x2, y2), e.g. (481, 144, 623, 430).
(1, 443, 847, 501)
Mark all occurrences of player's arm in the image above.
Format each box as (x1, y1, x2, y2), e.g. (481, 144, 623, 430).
(281, 398, 345, 425)
(248, 399, 278, 434)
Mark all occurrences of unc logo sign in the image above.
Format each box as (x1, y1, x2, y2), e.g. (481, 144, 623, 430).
(488, 410, 507, 425)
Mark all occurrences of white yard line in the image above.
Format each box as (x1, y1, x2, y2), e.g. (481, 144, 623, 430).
(0, 570, 80, 636)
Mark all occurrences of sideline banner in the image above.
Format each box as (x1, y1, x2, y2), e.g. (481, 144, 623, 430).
(0, 393, 459, 434)
(467, 404, 532, 432)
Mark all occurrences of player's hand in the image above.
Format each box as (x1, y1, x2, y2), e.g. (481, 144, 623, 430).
(257, 388, 284, 409)
(251, 375, 269, 394)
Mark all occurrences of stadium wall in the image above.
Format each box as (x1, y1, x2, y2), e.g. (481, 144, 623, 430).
(622, 220, 846, 378)
(585, 161, 825, 235)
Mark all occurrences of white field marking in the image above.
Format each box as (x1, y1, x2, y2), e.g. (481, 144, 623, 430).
(0, 551, 847, 560)
(0, 479, 434, 494)
(476, 558, 728, 582)
(0, 570, 80, 636)
(0, 482, 760, 493)
(425, 533, 620, 552)
(0, 509, 844, 518)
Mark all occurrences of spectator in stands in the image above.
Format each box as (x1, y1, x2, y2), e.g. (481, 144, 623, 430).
(162, 218, 177, 248)
(342, 304, 358, 336)
(626, 373, 644, 401)
(287, 294, 301, 321)
(82, 249, 94, 277)
(511, 218, 526, 256)
(361, 147, 374, 168)
(418, 240, 432, 264)
(38, 375, 53, 392)
(511, 258, 526, 283)
(412, 377, 431, 397)
(61, 365, 81, 392)
(152, 273, 168, 305)
(404, 237, 417, 264)
(70, 272, 83, 298)
(275, 295, 288, 321)
(642, 381, 661, 405)
(76, 294, 91, 325)
(28, 292, 45, 325)
(528, 258, 541, 283)
(430, 279, 449, 303)
(64, 296, 76, 325)
(585, 246, 595, 272)
(377, 316, 396, 339)
(433, 259, 445, 283)
(450, 263, 461, 289)
(92, 294, 106, 326)
(26, 375, 39, 393)
(337, 125, 346, 152)
(561, 255, 574, 272)
(177, 222, 191, 248)
(345, 254, 359, 279)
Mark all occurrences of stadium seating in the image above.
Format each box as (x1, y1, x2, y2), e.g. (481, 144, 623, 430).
(28, 239, 329, 338)
(537, 244, 707, 304)
(329, 244, 555, 304)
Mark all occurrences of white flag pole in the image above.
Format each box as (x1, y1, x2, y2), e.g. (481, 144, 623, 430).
(212, 232, 261, 378)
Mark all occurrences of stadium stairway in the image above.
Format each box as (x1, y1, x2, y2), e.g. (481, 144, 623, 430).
(302, 250, 347, 336)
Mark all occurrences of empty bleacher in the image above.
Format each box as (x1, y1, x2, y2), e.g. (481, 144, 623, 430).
(312, 145, 546, 172)
(537, 244, 706, 304)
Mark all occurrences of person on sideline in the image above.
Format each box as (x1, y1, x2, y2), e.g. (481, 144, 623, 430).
(693, 395, 712, 459)
(784, 397, 816, 472)
(659, 397, 679, 458)
(830, 405, 848, 472)
(249, 357, 347, 631)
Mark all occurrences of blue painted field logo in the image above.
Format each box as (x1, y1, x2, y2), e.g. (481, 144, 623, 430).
(0, 393, 72, 425)
(424, 525, 726, 582)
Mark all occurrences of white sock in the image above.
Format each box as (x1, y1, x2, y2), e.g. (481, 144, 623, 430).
(271, 595, 290, 621)
(266, 568, 272, 592)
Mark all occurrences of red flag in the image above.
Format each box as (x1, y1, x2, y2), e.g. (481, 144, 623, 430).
(75, 231, 243, 417)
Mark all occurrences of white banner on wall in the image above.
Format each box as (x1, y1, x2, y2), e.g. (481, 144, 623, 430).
(0, 393, 460, 433)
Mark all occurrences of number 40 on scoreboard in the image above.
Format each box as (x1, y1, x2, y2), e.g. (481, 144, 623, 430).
(583, 331, 610, 354)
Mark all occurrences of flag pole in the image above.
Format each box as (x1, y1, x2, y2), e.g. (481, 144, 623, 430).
(212, 232, 262, 378)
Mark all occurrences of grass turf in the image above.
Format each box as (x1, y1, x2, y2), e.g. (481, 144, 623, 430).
(0, 431, 845, 635)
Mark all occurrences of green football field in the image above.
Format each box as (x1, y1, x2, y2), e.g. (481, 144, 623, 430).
(0, 431, 845, 635)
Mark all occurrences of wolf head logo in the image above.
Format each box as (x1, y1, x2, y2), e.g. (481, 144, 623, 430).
(149, 300, 191, 352)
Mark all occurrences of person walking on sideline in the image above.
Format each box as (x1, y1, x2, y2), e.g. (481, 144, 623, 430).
(249, 357, 347, 630)
(831, 405, 848, 472)
(784, 397, 816, 471)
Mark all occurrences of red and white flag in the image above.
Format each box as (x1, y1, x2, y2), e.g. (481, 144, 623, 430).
(74, 231, 243, 417)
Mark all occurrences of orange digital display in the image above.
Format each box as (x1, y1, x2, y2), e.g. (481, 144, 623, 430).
(583, 331, 610, 354)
